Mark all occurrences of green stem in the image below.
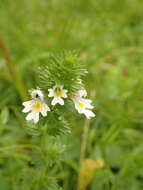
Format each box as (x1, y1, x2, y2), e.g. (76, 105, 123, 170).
(79, 90, 96, 165)
(0, 39, 27, 100)
(79, 119, 91, 165)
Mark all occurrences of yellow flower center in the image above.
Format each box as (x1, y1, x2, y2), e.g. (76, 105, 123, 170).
(77, 102, 84, 108)
(32, 103, 41, 110)
(54, 91, 62, 97)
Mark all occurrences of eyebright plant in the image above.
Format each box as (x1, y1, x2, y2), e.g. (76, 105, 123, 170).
(22, 52, 95, 124)
(21, 52, 95, 189)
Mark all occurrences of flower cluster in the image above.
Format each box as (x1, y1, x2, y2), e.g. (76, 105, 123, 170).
(22, 85, 95, 123)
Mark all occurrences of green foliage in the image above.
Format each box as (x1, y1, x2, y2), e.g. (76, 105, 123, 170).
(38, 52, 86, 93)
(0, 0, 143, 189)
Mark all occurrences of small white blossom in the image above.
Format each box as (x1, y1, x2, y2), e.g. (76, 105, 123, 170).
(48, 85, 68, 106)
(22, 89, 50, 123)
(72, 89, 95, 119)
(30, 89, 44, 100)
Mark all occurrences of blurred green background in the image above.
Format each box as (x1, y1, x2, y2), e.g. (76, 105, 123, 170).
(0, 0, 143, 189)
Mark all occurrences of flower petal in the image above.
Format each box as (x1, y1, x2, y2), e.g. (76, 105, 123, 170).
(82, 99, 94, 109)
(26, 112, 34, 121)
(79, 90, 87, 97)
(62, 89, 68, 98)
(41, 103, 50, 116)
(58, 98, 64, 105)
(82, 109, 95, 119)
(33, 112, 39, 123)
(51, 98, 59, 106)
(82, 98, 92, 104)
(22, 106, 31, 113)
(51, 97, 64, 106)
(22, 100, 34, 107)
(48, 89, 54, 97)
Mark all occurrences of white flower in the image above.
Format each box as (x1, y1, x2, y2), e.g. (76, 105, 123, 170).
(72, 89, 95, 119)
(29, 89, 44, 100)
(48, 85, 68, 106)
(22, 89, 50, 123)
